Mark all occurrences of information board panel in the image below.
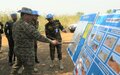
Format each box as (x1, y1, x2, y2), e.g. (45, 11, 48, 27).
(67, 13, 97, 64)
(74, 13, 120, 75)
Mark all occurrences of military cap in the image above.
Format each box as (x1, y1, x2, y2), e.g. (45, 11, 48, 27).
(18, 7, 32, 14)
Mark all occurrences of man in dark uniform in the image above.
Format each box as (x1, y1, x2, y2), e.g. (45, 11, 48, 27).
(31, 10, 39, 63)
(4, 13, 17, 66)
(0, 22, 3, 53)
(45, 14, 67, 70)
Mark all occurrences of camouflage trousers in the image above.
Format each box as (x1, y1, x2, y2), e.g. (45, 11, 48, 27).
(11, 54, 35, 75)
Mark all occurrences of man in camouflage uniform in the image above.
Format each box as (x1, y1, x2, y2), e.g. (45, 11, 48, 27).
(45, 14, 67, 70)
(4, 13, 17, 66)
(11, 7, 58, 75)
(31, 10, 39, 63)
(0, 22, 3, 53)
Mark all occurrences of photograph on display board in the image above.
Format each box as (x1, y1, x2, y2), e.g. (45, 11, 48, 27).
(75, 66, 86, 75)
(81, 52, 87, 62)
(95, 31, 104, 43)
(68, 22, 88, 55)
(114, 39, 120, 55)
(98, 47, 110, 62)
(104, 35, 117, 49)
(80, 47, 86, 57)
(72, 22, 88, 41)
(108, 54, 120, 74)
(85, 56, 91, 69)
(76, 57, 86, 75)
(87, 26, 97, 47)
(87, 34, 95, 47)
(87, 26, 98, 47)
(91, 42, 99, 52)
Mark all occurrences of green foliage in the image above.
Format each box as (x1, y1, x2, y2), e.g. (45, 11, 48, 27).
(0, 13, 10, 24)
(106, 9, 112, 13)
(38, 14, 81, 32)
(0, 13, 82, 32)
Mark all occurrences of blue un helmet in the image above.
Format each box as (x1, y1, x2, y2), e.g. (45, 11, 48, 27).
(46, 14, 53, 19)
(32, 10, 39, 16)
(11, 13, 17, 17)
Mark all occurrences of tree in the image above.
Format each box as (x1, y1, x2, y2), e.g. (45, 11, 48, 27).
(106, 9, 112, 13)
(76, 12, 84, 16)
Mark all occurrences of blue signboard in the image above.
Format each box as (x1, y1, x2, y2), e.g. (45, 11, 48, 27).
(67, 13, 97, 64)
(80, 13, 97, 22)
(74, 13, 120, 75)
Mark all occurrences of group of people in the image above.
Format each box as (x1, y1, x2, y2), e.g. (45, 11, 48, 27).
(0, 7, 67, 75)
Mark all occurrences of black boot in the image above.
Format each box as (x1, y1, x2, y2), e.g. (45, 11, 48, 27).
(35, 57, 40, 63)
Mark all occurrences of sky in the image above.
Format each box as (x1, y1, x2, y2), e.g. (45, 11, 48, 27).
(0, 0, 120, 15)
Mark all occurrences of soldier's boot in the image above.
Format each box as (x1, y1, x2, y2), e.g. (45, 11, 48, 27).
(59, 60, 64, 70)
(35, 58, 40, 63)
(22, 67, 33, 75)
(34, 67, 38, 73)
(10, 69, 19, 75)
(9, 57, 13, 66)
(50, 60, 54, 68)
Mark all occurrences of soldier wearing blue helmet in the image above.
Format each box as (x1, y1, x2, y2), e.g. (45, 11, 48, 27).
(46, 14, 53, 19)
(4, 13, 17, 66)
(31, 10, 40, 63)
(45, 13, 67, 70)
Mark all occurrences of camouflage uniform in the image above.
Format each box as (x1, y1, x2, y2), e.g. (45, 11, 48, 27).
(4, 20, 15, 63)
(31, 20, 39, 62)
(0, 22, 3, 50)
(45, 20, 64, 60)
(12, 18, 51, 75)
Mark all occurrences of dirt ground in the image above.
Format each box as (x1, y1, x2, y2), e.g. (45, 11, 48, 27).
(0, 33, 74, 75)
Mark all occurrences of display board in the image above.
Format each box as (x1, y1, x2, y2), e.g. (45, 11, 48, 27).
(74, 13, 120, 75)
(67, 13, 97, 64)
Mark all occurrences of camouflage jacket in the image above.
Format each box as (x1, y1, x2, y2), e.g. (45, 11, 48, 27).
(12, 18, 51, 56)
(45, 20, 64, 42)
(31, 20, 39, 29)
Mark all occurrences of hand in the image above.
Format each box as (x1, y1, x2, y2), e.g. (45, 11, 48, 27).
(62, 29, 67, 33)
(51, 40, 58, 45)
